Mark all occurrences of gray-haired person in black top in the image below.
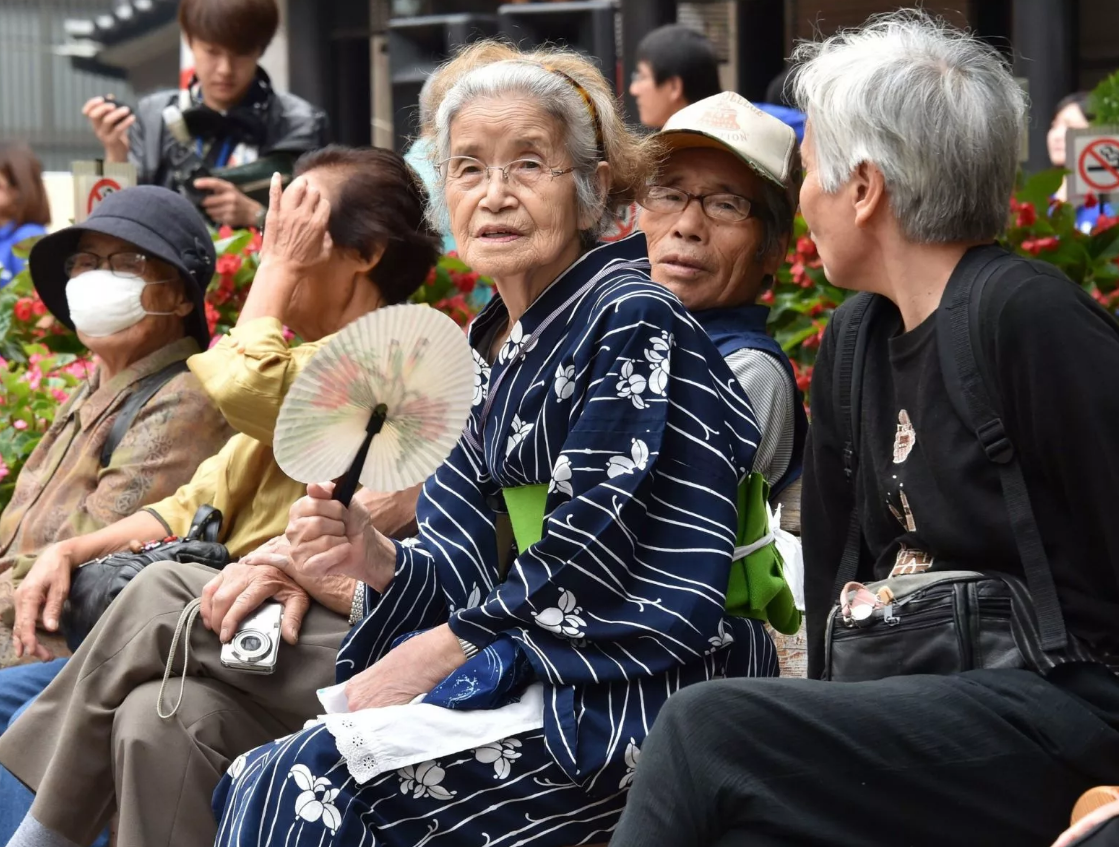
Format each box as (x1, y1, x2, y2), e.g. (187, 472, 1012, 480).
(611, 12, 1119, 847)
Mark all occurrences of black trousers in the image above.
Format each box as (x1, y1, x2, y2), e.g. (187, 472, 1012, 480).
(610, 667, 1119, 847)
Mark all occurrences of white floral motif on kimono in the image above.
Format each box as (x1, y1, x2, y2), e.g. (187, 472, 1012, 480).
(288, 765, 342, 833)
(498, 320, 538, 365)
(616, 360, 648, 409)
(474, 737, 523, 780)
(397, 761, 455, 800)
(506, 414, 534, 457)
(607, 439, 650, 479)
(554, 364, 576, 401)
(471, 349, 491, 407)
(619, 738, 641, 789)
(533, 589, 587, 638)
(707, 618, 735, 653)
(549, 454, 573, 497)
(227, 753, 248, 780)
(644, 332, 673, 396)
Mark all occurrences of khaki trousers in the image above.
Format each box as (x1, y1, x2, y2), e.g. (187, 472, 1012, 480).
(0, 561, 348, 847)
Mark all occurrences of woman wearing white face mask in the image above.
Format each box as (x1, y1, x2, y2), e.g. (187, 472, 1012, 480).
(0, 186, 233, 778)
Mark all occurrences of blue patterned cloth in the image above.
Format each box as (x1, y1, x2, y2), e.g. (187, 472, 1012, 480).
(213, 233, 779, 846)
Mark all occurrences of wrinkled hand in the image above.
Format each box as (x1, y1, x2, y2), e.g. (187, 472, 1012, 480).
(82, 96, 133, 163)
(200, 561, 310, 645)
(193, 178, 264, 229)
(259, 173, 332, 269)
(12, 544, 74, 661)
(354, 485, 421, 540)
(238, 534, 295, 573)
(286, 482, 396, 590)
(1052, 799, 1119, 847)
(344, 624, 466, 711)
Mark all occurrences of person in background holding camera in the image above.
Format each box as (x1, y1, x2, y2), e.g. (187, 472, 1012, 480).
(0, 146, 440, 847)
(610, 13, 1119, 847)
(0, 186, 235, 845)
(81, 0, 328, 229)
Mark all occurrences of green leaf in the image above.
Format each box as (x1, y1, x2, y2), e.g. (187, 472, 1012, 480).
(1017, 169, 1065, 212)
(778, 323, 822, 352)
(213, 231, 252, 256)
(11, 235, 44, 261)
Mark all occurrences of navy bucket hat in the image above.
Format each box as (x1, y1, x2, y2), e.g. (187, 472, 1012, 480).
(30, 185, 216, 349)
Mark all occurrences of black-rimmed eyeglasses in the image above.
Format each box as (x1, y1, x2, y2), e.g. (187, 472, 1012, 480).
(638, 185, 761, 223)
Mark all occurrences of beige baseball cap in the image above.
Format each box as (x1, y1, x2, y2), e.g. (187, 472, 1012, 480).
(656, 91, 798, 191)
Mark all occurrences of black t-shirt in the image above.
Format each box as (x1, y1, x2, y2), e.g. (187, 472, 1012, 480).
(802, 249, 1119, 678)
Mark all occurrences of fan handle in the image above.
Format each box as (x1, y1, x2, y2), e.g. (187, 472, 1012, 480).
(333, 403, 388, 506)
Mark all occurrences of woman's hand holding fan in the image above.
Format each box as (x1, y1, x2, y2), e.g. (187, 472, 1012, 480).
(286, 482, 398, 592)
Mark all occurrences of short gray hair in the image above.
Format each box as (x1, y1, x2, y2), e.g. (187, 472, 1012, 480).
(429, 60, 610, 240)
(792, 10, 1025, 244)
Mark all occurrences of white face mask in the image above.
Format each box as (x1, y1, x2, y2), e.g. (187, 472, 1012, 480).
(65, 269, 177, 338)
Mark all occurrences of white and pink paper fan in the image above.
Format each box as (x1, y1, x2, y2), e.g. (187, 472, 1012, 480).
(274, 304, 474, 503)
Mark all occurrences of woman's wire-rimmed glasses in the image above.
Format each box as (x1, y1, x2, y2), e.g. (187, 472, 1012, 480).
(638, 185, 761, 224)
(63, 251, 150, 279)
(437, 156, 575, 191)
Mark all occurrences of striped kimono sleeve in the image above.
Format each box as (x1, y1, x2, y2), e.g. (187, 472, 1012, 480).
(334, 421, 503, 680)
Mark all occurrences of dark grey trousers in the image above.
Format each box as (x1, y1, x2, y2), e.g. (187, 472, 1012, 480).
(610, 667, 1119, 847)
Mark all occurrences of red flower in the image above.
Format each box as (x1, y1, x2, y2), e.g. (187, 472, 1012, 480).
(1084, 192, 1099, 209)
(249, 229, 263, 253)
(205, 301, 221, 334)
(216, 254, 242, 276)
(795, 236, 818, 259)
(759, 289, 775, 306)
(217, 225, 234, 239)
(1015, 201, 1037, 228)
(1093, 215, 1119, 234)
(424, 267, 438, 287)
(1020, 236, 1059, 256)
(30, 297, 47, 317)
(13, 298, 33, 322)
(453, 271, 479, 294)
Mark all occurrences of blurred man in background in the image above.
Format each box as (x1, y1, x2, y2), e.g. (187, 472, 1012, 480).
(629, 25, 722, 129)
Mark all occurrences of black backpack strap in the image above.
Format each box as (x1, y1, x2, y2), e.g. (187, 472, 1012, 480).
(100, 360, 190, 469)
(830, 292, 883, 597)
(936, 246, 1069, 651)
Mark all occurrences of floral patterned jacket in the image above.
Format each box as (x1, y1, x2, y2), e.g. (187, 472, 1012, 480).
(0, 337, 234, 581)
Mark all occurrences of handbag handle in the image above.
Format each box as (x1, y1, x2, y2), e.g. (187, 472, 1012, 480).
(186, 505, 223, 543)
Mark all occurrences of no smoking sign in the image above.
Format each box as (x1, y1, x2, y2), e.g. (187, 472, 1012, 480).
(1069, 128, 1119, 198)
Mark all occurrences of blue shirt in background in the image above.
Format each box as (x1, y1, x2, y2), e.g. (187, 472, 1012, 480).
(0, 221, 46, 288)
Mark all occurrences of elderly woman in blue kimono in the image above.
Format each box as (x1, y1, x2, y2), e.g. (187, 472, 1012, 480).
(212, 41, 785, 847)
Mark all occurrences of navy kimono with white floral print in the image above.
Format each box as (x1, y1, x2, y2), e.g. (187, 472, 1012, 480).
(336, 233, 776, 791)
(213, 235, 778, 847)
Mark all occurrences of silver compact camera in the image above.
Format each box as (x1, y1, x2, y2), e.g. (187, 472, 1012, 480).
(220, 601, 283, 674)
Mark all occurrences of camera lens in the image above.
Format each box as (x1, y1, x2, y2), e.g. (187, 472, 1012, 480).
(233, 630, 271, 662)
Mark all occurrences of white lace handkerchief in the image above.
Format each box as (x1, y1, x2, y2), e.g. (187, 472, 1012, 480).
(316, 683, 546, 785)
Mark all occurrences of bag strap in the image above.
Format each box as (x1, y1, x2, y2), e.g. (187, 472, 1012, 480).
(185, 505, 223, 543)
(936, 247, 1069, 651)
(830, 293, 882, 596)
(100, 360, 190, 469)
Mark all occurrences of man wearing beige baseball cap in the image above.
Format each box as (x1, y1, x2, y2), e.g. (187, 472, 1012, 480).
(638, 90, 806, 494)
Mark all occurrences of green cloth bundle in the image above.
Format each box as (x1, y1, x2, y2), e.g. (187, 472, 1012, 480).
(502, 473, 800, 635)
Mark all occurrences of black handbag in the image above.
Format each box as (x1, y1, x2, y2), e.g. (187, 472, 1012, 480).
(61, 505, 230, 651)
(822, 247, 1104, 682)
